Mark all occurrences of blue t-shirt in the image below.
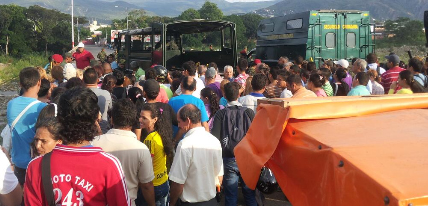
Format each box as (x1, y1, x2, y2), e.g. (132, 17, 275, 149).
(168, 94, 209, 135)
(219, 97, 228, 107)
(347, 85, 371, 96)
(7, 97, 47, 169)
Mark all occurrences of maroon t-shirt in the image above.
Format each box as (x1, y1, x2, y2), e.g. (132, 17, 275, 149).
(73, 50, 94, 69)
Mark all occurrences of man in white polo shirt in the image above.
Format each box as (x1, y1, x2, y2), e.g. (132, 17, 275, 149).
(169, 104, 223, 206)
(92, 99, 155, 206)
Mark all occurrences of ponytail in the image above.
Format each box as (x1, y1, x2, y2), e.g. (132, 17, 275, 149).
(409, 79, 425, 93)
(201, 88, 220, 119)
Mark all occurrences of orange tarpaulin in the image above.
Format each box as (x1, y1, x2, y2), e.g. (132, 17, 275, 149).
(234, 94, 428, 206)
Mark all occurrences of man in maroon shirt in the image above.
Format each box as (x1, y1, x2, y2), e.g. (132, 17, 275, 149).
(381, 54, 405, 94)
(72, 42, 95, 69)
(24, 87, 131, 206)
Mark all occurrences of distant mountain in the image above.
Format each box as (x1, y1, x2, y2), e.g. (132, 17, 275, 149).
(2, 0, 281, 22)
(255, 0, 428, 20)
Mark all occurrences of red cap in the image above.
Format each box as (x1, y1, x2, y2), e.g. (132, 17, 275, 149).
(52, 54, 63, 63)
(254, 59, 262, 64)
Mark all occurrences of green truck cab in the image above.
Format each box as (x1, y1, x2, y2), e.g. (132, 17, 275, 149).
(256, 10, 374, 66)
(116, 20, 237, 71)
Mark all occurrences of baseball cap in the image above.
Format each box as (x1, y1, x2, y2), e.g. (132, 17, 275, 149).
(64, 53, 73, 58)
(52, 54, 63, 63)
(254, 59, 262, 65)
(143, 79, 160, 94)
(333, 59, 349, 68)
(385, 54, 400, 65)
(205, 67, 216, 79)
(77, 42, 85, 48)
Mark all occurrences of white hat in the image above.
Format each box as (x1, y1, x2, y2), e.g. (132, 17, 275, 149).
(77, 42, 85, 48)
(63, 64, 77, 80)
(333, 59, 349, 68)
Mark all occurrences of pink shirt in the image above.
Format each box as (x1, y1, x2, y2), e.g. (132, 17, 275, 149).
(314, 89, 327, 97)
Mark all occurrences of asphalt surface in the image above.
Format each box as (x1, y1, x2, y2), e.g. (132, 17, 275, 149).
(84, 44, 292, 206)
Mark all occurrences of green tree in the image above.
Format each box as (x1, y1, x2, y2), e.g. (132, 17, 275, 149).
(178, 8, 201, 20)
(0, 5, 33, 55)
(240, 13, 264, 39)
(223, 15, 247, 49)
(383, 17, 425, 46)
(199, 1, 223, 21)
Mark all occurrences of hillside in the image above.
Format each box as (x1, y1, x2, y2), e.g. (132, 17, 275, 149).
(1, 0, 280, 21)
(255, 0, 427, 20)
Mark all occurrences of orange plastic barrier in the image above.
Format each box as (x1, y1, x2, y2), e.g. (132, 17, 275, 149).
(235, 94, 428, 206)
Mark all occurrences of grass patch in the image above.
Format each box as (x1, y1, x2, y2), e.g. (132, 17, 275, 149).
(0, 53, 49, 83)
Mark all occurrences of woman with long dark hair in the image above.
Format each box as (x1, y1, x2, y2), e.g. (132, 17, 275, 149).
(200, 87, 224, 131)
(389, 70, 424, 94)
(307, 73, 327, 97)
(331, 68, 350, 96)
(139, 103, 174, 206)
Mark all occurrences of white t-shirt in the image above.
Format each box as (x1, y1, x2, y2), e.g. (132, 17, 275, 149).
(280, 89, 293, 98)
(175, 76, 205, 98)
(92, 129, 154, 206)
(238, 94, 265, 113)
(169, 127, 223, 203)
(367, 63, 386, 75)
(0, 150, 18, 195)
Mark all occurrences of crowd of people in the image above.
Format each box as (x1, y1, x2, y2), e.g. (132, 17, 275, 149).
(1, 41, 428, 206)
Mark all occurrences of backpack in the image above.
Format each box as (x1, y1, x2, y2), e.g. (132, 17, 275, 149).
(219, 105, 253, 158)
(413, 75, 428, 93)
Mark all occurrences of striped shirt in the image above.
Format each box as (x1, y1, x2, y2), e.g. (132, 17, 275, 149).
(24, 145, 131, 206)
(381, 67, 405, 94)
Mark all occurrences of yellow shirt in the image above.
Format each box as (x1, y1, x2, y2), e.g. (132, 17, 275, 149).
(144, 131, 168, 186)
(388, 88, 413, 94)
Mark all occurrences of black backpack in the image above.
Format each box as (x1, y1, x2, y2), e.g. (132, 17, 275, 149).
(219, 106, 254, 158)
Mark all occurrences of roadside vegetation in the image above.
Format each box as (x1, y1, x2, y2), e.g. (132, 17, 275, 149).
(0, 53, 48, 83)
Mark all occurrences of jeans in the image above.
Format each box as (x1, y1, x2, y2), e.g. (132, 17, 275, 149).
(223, 158, 257, 206)
(136, 181, 169, 206)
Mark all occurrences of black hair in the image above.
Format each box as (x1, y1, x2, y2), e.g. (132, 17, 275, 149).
(270, 66, 279, 80)
(319, 68, 332, 80)
(408, 58, 424, 73)
(224, 82, 240, 102)
(93, 65, 104, 78)
(238, 58, 248, 71)
(182, 61, 197, 76)
(399, 70, 424, 93)
(50, 87, 67, 104)
(355, 72, 369, 86)
(19, 67, 40, 91)
(257, 63, 270, 75)
(38, 79, 51, 98)
(351, 57, 358, 65)
(112, 98, 136, 129)
(200, 88, 220, 119)
(307, 62, 317, 72)
(178, 104, 201, 124)
(366, 53, 377, 64)
(101, 74, 117, 93)
(51, 66, 64, 82)
(294, 56, 304, 65)
(127, 87, 144, 103)
(83, 68, 99, 84)
(171, 70, 183, 79)
(171, 78, 182, 93)
(145, 68, 157, 80)
(57, 87, 100, 144)
(286, 74, 303, 86)
(251, 73, 268, 91)
(309, 73, 326, 88)
(65, 77, 85, 90)
(113, 69, 124, 85)
(126, 74, 136, 86)
(300, 69, 310, 80)
(141, 103, 174, 159)
(276, 69, 290, 80)
(36, 104, 57, 126)
(290, 65, 301, 74)
(208, 62, 218, 70)
(181, 76, 196, 92)
(35, 117, 63, 141)
(334, 68, 350, 95)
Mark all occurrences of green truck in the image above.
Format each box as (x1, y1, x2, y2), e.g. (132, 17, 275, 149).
(255, 10, 374, 66)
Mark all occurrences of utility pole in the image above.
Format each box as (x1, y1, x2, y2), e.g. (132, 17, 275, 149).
(77, 17, 80, 43)
(71, 0, 75, 48)
(126, 7, 129, 30)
